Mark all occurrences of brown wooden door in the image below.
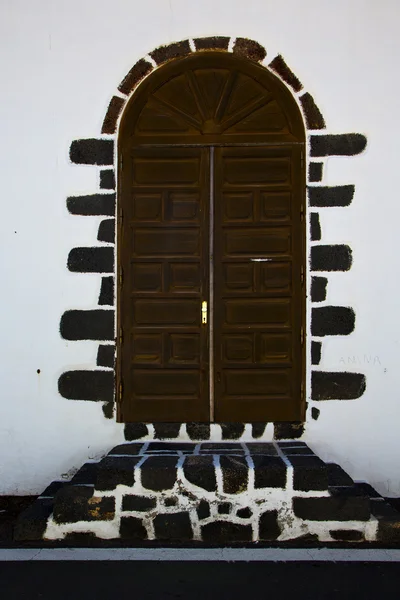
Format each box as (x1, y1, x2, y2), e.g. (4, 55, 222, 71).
(118, 144, 305, 423)
(118, 147, 210, 422)
(213, 145, 304, 422)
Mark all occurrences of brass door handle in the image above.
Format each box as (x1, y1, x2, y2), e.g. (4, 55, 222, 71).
(201, 301, 207, 324)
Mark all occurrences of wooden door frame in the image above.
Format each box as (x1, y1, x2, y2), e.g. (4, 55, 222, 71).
(116, 51, 306, 423)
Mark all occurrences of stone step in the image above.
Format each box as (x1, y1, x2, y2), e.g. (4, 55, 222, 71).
(14, 442, 400, 544)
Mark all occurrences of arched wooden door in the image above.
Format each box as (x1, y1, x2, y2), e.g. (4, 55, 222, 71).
(117, 52, 306, 423)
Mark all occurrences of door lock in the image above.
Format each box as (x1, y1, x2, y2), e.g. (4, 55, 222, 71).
(202, 301, 207, 325)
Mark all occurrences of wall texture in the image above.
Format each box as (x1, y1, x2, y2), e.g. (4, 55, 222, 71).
(0, 0, 399, 496)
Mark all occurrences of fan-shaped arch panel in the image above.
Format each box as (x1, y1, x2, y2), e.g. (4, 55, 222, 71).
(119, 53, 305, 146)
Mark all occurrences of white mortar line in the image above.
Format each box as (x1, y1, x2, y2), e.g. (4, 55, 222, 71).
(273, 442, 294, 492)
(144, 55, 157, 68)
(1, 548, 400, 562)
(214, 454, 223, 494)
(227, 38, 235, 53)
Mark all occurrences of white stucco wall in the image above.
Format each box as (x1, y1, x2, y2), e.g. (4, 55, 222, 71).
(1, 0, 399, 496)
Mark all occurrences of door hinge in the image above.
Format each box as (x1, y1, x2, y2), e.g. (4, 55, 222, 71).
(119, 327, 123, 345)
(118, 382, 123, 402)
(300, 326, 305, 346)
(300, 381, 304, 400)
(301, 265, 304, 286)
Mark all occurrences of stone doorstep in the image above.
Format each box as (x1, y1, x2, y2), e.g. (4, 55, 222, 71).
(13, 442, 400, 544)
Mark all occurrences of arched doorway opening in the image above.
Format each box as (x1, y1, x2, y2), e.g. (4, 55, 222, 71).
(117, 52, 306, 423)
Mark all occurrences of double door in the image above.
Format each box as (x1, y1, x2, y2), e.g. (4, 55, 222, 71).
(117, 144, 304, 422)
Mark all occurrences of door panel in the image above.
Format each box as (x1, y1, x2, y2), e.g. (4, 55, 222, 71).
(118, 147, 210, 422)
(118, 144, 305, 423)
(214, 146, 304, 422)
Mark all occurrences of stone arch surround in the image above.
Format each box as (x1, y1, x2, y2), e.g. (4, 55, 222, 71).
(58, 36, 368, 441)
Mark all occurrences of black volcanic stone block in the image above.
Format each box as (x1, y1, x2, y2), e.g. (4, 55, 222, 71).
(311, 407, 320, 420)
(146, 442, 195, 453)
(53, 486, 115, 523)
(326, 463, 354, 487)
(289, 456, 328, 491)
(102, 96, 125, 134)
(122, 495, 156, 512)
(246, 443, 277, 455)
(197, 500, 210, 520)
(252, 456, 286, 489)
(99, 169, 115, 190)
(118, 59, 153, 95)
(124, 423, 149, 440)
(96, 456, 139, 491)
(309, 185, 354, 207)
(186, 422, 210, 440)
(98, 276, 114, 306)
(221, 423, 245, 439)
(274, 422, 304, 440)
(299, 93, 325, 129)
(330, 529, 364, 541)
(120, 516, 147, 540)
(140, 456, 178, 492)
(40, 481, 65, 497)
(293, 488, 370, 521)
(251, 423, 266, 438)
(97, 219, 115, 243)
(67, 194, 115, 216)
(310, 134, 367, 157)
(70, 139, 114, 165)
(269, 54, 303, 92)
(14, 498, 54, 541)
(71, 462, 99, 485)
(354, 482, 383, 499)
(233, 37, 266, 62)
(311, 276, 327, 302)
(102, 402, 114, 419)
(68, 247, 114, 273)
(154, 512, 193, 541)
(311, 245, 352, 272)
(218, 502, 232, 515)
(370, 499, 400, 543)
(310, 212, 321, 241)
(58, 370, 114, 402)
(259, 510, 281, 541)
(311, 341, 322, 365)
(150, 40, 191, 64)
(108, 443, 143, 456)
(308, 162, 323, 182)
(202, 521, 253, 543)
(164, 497, 178, 507)
(220, 456, 248, 494)
(194, 36, 230, 50)
(60, 310, 114, 341)
(153, 423, 181, 439)
(97, 344, 115, 368)
(237, 507, 252, 519)
(183, 455, 216, 492)
(312, 306, 355, 337)
(312, 371, 366, 400)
